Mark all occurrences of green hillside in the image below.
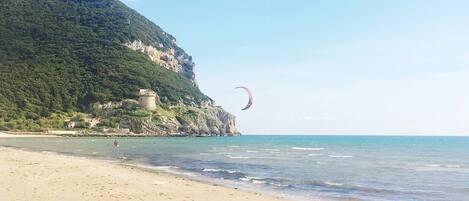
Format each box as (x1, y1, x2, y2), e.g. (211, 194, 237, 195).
(0, 0, 210, 126)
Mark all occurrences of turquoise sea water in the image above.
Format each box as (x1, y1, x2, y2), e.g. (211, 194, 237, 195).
(1, 135, 469, 201)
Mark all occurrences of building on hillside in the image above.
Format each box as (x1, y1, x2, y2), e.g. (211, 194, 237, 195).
(67, 121, 76, 129)
(138, 89, 159, 110)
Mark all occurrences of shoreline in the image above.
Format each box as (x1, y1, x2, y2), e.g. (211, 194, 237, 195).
(0, 131, 237, 138)
(0, 146, 313, 201)
(0, 132, 59, 138)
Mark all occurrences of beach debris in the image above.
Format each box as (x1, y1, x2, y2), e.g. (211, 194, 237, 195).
(236, 86, 253, 110)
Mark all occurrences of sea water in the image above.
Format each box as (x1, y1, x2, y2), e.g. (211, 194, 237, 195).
(1, 135, 469, 201)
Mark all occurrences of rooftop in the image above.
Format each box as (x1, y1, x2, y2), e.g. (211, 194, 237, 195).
(139, 89, 157, 97)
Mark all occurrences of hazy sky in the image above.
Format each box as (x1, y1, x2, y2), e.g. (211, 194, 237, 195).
(122, 0, 469, 135)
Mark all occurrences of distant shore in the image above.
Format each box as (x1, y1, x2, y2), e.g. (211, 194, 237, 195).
(0, 147, 299, 201)
(0, 131, 149, 138)
(0, 131, 235, 138)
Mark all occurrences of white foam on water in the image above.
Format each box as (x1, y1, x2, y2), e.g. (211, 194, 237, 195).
(325, 182, 344, 187)
(415, 167, 442, 172)
(239, 176, 267, 184)
(415, 164, 466, 172)
(269, 152, 282, 154)
(239, 177, 251, 181)
(253, 156, 278, 160)
(226, 170, 239, 174)
(199, 153, 211, 155)
(227, 155, 250, 159)
(263, 148, 280, 151)
(308, 154, 322, 156)
(269, 182, 289, 187)
(246, 150, 259, 153)
(252, 180, 267, 184)
(202, 168, 238, 174)
(424, 164, 461, 168)
(292, 147, 325, 151)
(240, 176, 263, 181)
(328, 155, 353, 158)
(92, 152, 99, 155)
(203, 168, 223, 172)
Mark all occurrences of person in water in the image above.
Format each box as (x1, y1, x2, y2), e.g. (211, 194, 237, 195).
(113, 140, 119, 147)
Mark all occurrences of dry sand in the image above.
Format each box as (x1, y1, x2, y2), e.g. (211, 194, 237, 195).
(0, 132, 58, 138)
(0, 147, 299, 201)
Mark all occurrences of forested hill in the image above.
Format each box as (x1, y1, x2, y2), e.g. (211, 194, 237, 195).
(0, 0, 238, 135)
(0, 0, 208, 120)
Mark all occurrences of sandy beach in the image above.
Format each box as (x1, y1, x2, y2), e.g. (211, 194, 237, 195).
(0, 147, 294, 201)
(0, 132, 59, 138)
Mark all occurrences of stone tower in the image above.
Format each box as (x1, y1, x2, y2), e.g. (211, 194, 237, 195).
(138, 89, 159, 110)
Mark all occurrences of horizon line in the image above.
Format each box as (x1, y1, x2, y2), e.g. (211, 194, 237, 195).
(241, 133, 469, 137)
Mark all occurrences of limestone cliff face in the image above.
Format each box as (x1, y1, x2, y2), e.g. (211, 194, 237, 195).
(125, 40, 197, 85)
(118, 105, 239, 136)
(175, 105, 239, 135)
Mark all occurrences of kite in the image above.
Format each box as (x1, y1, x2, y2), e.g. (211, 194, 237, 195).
(236, 86, 253, 110)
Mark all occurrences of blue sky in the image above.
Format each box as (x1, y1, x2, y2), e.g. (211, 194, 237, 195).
(122, 0, 469, 135)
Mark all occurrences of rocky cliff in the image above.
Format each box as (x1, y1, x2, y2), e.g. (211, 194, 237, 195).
(93, 100, 239, 136)
(125, 40, 197, 86)
(121, 106, 238, 136)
